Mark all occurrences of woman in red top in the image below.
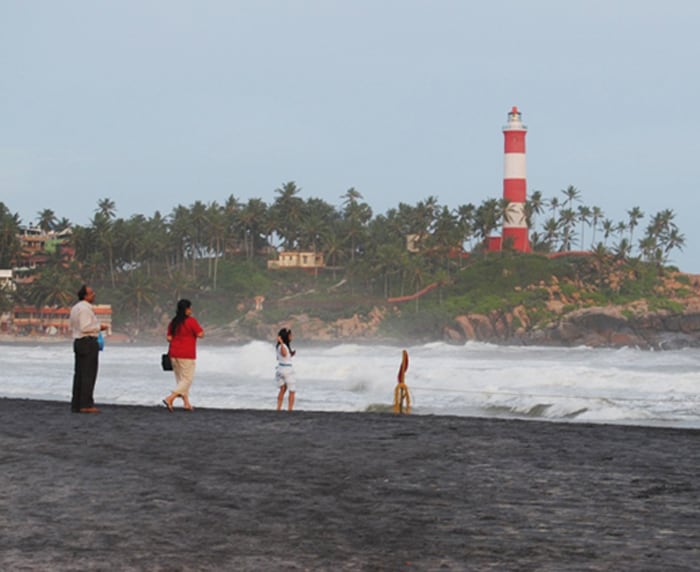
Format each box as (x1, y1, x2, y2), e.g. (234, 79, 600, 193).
(162, 299, 204, 412)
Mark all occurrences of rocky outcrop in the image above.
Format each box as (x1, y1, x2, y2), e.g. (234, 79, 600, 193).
(437, 271, 700, 349)
(221, 307, 389, 343)
(150, 302, 700, 350)
(212, 300, 700, 349)
(445, 306, 700, 349)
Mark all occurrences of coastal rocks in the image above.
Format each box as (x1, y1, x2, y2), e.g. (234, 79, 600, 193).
(451, 311, 520, 343)
(447, 306, 700, 349)
(437, 269, 700, 349)
(234, 306, 388, 342)
(529, 307, 646, 348)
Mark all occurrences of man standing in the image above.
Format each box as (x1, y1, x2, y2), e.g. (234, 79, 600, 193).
(70, 285, 108, 413)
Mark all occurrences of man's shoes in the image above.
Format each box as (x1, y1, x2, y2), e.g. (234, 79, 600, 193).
(79, 407, 101, 413)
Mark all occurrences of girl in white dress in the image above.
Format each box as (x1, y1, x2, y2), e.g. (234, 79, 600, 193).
(275, 328, 296, 411)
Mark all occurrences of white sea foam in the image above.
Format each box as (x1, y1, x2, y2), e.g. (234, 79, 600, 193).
(2, 341, 700, 428)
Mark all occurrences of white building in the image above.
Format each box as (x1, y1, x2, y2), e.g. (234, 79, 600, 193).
(267, 251, 325, 270)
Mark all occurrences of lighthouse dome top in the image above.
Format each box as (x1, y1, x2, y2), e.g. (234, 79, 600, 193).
(503, 105, 527, 131)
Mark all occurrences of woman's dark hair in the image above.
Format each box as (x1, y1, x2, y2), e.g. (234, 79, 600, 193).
(169, 299, 192, 336)
(277, 328, 294, 354)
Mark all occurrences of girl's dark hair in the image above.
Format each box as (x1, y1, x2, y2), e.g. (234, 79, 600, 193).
(169, 299, 192, 336)
(277, 328, 293, 353)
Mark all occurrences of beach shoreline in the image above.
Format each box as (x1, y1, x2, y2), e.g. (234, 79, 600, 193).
(0, 333, 406, 348)
(2, 397, 699, 570)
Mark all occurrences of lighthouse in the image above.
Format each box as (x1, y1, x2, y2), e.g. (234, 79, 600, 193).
(502, 106, 530, 252)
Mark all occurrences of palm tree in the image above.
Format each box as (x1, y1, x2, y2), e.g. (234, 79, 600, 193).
(142, 211, 169, 276)
(542, 217, 559, 251)
(427, 205, 460, 274)
(561, 185, 581, 209)
(23, 250, 76, 309)
(615, 221, 627, 242)
(0, 203, 22, 268)
(601, 219, 615, 246)
(644, 209, 685, 266)
(415, 196, 439, 234)
(36, 209, 57, 232)
(207, 202, 227, 289)
(322, 228, 345, 278)
(118, 270, 157, 333)
(96, 198, 117, 220)
(664, 227, 686, 259)
(473, 198, 501, 245)
(119, 215, 147, 269)
(55, 217, 72, 232)
(455, 203, 476, 252)
(91, 211, 116, 287)
(189, 200, 209, 277)
(374, 242, 405, 298)
(525, 190, 545, 230)
(405, 255, 429, 311)
(223, 194, 241, 259)
(558, 208, 577, 251)
(627, 207, 644, 244)
(577, 205, 592, 249)
(238, 198, 268, 260)
(341, 187, 363, 205)
(529, 231, 549, 252)
(341, 188, 372, 262)
(638, 235, 660, 265)
(613, 238, 632, 261)
(590, 206, 604, 246)
(271, 181, 304, 250)
(169, 205, 192, 271)
(299, 198, 335, 277)
(591, 242, 611, 289)
(548, 196, 560, 218)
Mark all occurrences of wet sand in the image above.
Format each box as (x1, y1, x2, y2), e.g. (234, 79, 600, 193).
(1, 398, 699, 571)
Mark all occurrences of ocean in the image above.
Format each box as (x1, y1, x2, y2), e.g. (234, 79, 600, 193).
(2, 340, 699, 429)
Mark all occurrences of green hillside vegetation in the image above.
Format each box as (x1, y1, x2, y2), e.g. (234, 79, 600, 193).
(376, 253, 689, 340)
(0, 183, 689, 340)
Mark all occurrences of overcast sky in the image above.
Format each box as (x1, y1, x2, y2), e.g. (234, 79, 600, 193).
(2, 0, 699, 272)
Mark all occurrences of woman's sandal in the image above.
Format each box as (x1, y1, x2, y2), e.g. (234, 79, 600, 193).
(162, 399, 173, 412)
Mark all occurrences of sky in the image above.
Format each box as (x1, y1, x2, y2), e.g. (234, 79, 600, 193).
(2, 0, 699, 272)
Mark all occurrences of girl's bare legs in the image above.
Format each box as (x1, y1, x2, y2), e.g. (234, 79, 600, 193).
(288, 391, 295, 411)
(277, 385, 287, 411)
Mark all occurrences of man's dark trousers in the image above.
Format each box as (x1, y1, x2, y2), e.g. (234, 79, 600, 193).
(71, 337, 99, 412)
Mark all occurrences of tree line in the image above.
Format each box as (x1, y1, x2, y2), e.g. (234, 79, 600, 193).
(0, 182, 686, 323)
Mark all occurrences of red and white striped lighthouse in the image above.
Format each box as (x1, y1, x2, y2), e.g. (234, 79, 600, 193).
(502, 106, 530, 252)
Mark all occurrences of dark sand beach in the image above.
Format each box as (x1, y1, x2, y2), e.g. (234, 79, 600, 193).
(1, 398, 699, 571)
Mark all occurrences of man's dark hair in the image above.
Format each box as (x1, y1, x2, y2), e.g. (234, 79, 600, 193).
(77, 285, 89, 301)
